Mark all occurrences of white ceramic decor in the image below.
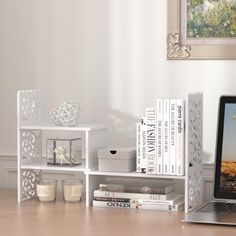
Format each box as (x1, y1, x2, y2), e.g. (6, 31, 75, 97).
(49, 101, 80, 126)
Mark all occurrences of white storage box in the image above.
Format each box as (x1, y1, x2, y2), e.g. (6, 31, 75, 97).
(97, 148, 136, 172)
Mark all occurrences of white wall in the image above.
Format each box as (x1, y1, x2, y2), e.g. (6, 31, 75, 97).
(0, 0, 236, 161)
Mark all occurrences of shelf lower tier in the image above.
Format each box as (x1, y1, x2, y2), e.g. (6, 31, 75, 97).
(20, 160, 86, 172)
(87, 169, 186, 179)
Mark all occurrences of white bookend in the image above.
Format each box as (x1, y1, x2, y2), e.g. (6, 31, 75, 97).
(176, 99, 185, 176)
(163, 99, 170, 175)
(136, 122, 142, 173)
(169, 99, 176, 175)
(156, 99, 163, 175)
(140, 117, 147, 173)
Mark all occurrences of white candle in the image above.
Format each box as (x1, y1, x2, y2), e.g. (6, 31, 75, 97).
(37, 180, 57, 202)
(63, 180, 83, 202)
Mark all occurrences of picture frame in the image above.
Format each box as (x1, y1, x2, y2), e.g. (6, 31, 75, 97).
(167, 0, 236, 60)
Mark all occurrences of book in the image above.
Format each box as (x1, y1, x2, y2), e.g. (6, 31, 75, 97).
(176, 99, 185, 176)
(169, 99, 176, 175)
(137, 194, 184, 205)
(136, 122, 142, 173)
(94, 189, 176, 201)
(92, 199, 184, 211)
(94, 193, 184, 206)
(140, 116, 147, 173)
(93, 197, 131, 202)
(156, 99, 163, 175)
(163, 99, 170, 175)
(146, 107, 157, 174)
(98, 180, 175, 194)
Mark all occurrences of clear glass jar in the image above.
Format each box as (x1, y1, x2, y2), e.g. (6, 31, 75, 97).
(62, 179, 83, 202)
(37, 179, 57, 202)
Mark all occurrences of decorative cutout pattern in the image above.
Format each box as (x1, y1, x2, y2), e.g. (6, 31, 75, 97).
(22, 170, 40, 199)
(187, 93, 203, 210)
(19, 90, 40, 124)
(21, 131, 41, 160)
(167, 33, 191, 59)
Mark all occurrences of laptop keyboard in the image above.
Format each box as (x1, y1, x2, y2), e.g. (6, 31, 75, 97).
(197, 202, 236, 214)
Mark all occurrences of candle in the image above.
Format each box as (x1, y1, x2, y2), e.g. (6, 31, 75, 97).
(37, 179, 57, 202)
(62, 180, 83, 202)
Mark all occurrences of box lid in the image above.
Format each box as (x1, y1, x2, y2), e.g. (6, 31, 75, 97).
(97, 147, 136, 160)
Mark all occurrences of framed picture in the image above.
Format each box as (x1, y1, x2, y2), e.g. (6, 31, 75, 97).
(167, 0, 236, 59)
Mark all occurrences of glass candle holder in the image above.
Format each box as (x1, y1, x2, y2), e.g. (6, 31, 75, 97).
(62, 179, 83, 202)
(37, 179, 57, 202)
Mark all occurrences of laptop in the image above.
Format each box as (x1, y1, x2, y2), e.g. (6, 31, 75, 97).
(183, 96, 236, 225)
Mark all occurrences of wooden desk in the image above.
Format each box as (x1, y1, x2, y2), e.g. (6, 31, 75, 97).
(0, 190, 235, 236)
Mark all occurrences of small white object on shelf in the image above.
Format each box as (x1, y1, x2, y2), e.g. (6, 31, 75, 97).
(46, 138, 82, 166)
(49, 101, 80, 127)
(37, 179, 57, 202)
(62, 179, 83, 202)
(97, 148, 136, 172)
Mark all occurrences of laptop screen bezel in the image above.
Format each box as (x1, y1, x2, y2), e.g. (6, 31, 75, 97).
(214, 96, 236, 199)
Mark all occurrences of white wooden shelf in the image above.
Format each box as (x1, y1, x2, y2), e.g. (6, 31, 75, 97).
(21, 159, 86, 172)
(20, 124, 107, 132)
(87, 169, 186, 180)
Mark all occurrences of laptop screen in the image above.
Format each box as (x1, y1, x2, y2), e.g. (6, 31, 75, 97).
(214, 96, 236, 199)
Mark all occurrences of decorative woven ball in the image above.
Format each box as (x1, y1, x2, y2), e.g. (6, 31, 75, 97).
(49, 101, 80, 127)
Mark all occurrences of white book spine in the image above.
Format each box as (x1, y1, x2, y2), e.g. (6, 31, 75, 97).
(169, 99, 176, 175)
(138, 194, 184, 205)
(136, 122, 142, 173)
(163, 99, 170, 175)
(93, 200, 184, 211)
(140, 117, 147, 173)
(93, 190, 168, 201)
(156, 99, 163, 175)
(176, 99, 185, 176)
(146, 107, 157, 174)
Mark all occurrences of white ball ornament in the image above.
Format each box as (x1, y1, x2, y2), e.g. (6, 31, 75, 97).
(49, 101, 80, 127)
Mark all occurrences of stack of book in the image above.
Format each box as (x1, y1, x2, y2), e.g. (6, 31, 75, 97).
(93, 180, 184, 211)
(136, 98, 185, 176)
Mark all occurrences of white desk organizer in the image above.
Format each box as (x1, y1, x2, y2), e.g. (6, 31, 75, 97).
(17, 90, 203, 213)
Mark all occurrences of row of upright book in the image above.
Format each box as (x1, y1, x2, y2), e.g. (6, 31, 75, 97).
(92, 179, 184, 211)
(136, 98, 185, 176)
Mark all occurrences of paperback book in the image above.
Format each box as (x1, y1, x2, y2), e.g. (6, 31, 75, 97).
(170, 99, 176, 175)
(93, 199, 184, 211)
(176, 99, 185, 176)
(94, 192, 183, 205)
(98, 180, 176, 194)
(163, 99, 170, 175)
(136, 122, 142, 173)
(156, 99, 163, 175)
(146, 107, 157, 174)
(140, 116, 147, 173)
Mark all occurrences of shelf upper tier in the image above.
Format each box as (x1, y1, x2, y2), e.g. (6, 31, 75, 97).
(20, 124, 107, 131)
(20, 159, 86, 172)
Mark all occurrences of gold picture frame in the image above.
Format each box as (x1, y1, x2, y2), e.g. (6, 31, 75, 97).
(167, 0, 236, 60)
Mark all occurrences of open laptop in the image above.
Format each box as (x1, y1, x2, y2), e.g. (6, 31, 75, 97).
(183, 96, 236, 225)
